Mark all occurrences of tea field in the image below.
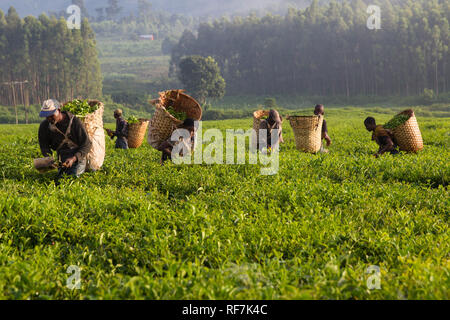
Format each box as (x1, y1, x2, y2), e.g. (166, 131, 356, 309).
(0, 107, 448, 299)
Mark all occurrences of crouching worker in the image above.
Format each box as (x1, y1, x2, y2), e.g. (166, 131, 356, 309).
(38, 99, 92, 179)
(364, 117, 399, 158)
(106, 109, 128, 149)
(158, 118, 196, 165)
(259, 109, 284, 151)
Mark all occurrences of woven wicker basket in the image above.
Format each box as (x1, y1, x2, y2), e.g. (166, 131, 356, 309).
(390, 110, 423, 152)
(251, 110, 270, 149)
(148, 90, 202, 150)
(128, 119, 149, 149)
(62, 100, 106, 171)
(288, 115, 323, 153)
(253, 110, 270, 132)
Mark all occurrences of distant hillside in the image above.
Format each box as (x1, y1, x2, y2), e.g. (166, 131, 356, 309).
(0, 0, 313, 18)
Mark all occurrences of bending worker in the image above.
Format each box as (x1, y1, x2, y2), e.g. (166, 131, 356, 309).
(364, 117, 399, 157)
(38, 99, 92, 178)
(259, 109, 284, 151)
(107, 109, 128, 149)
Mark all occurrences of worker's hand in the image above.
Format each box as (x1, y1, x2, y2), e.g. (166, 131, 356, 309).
(326, 139, 332, 147)
(63, 156, 77, 168)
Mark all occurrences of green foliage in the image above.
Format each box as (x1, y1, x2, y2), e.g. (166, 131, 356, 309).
(422, 89, 436, 105)
(264, 98, 278, 109)
(96, 37, 180, 108)
(384, 114, 410, 130)
(171, 0, 450, 97)
(61, 99, 99, 117)
(127, 116, 139, 124)
(161, 37, 178, 55)
(178, 55, 226, 104)
(166, 106, 187, 121)
(0, 108, 448, 299)
(0, 10, 102, 106)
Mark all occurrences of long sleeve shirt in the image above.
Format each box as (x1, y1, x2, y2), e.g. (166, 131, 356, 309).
(38, 112, 92, 163)
(113, 117, 128, 139)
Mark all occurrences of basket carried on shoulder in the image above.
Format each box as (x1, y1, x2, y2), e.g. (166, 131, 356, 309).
(128, 119, 149, 148)
(389, 109, 423, 152)
(148, 90, 202, 150)
(288, 115, 323, 153)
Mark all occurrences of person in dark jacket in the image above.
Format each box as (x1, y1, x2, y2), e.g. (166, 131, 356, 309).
(107, 109, 128, 149)
(38, 99, 92, 178)
(314, 104, 332, 153)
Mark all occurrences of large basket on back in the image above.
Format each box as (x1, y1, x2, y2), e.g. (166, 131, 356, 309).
(78, 100, 106, 171)
(63, 100, 106, 171)
(390, 109, 423, 152)
(253, 110, 270, 132)
(288, 115, 323, 153)
(251, 110, 270, 149)
(148, 90, 202, 150)
(128, 119, 149, 148)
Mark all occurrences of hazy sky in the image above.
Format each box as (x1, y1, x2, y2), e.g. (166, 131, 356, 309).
(0, 0, 312, 17)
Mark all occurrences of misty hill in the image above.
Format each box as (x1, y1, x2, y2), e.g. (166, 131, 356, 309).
(0, 0, 313, 18)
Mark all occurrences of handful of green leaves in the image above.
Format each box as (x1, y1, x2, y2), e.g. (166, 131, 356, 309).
(384, 114, 410, 129)
(127, 116, 140, 124)
(166, 106, 187, 121)
(62, 99, 99, 117)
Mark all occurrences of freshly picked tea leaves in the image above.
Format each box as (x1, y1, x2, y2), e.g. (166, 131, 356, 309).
(62, 99, 99, 117)
(384, 114, 410, 129)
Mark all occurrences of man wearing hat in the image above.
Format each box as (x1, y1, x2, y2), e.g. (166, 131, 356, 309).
(38, 99, 92, 178)
(106, 109, 128, 149)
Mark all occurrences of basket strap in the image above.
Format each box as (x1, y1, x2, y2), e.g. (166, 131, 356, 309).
(49, 114, 79, 151)
(315, 116, 321, 131)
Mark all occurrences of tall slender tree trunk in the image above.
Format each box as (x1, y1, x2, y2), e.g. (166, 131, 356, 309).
(11, 84, 18, 125)
(345, 56, 350, 98)
(19, 81, 25, 123)
(435, 57, 439, 96)
(46, 74, 50, 99)
(360, 60, 366, 96)
(443, 60, 446, 94)
(24, 85, 29, 124)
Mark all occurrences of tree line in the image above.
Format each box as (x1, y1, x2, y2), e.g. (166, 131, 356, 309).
(46, 0, 200, 42)
(0, 7, 102, 119)
(171, 0, 450, 97)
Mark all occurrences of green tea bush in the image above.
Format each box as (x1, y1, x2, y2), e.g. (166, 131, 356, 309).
(0, 108, 448, 299)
